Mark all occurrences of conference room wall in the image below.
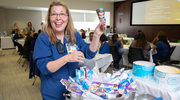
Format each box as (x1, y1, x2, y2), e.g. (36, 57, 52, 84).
(114, 0, 180, 42)
(4, 9, 42, 35)
(0, 8, 6, 32)
(0, 0, 114, 36)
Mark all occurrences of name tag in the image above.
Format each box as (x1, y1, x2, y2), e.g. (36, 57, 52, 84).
(66, 44, 79, 54)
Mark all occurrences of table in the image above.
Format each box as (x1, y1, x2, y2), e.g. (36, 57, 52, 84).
(170, 43, 180, 60)
(17, 39, 25, 46)
(79, 54, 113, 72)
(1, 37, 14, 49)
(126, 70, 180, 100)
(122, 37, 134, 44)
(120, 45, 153, 66)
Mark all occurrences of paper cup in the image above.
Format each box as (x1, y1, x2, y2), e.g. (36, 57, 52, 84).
(132, 61, 155, 77)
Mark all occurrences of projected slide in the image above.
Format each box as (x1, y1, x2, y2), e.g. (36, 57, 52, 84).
(132, 0, 180, 25)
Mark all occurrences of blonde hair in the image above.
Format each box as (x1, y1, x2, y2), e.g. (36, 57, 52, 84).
(45, 1, 76, 45)
(152, 31, 165, 44)
(21, 29, 27, 38)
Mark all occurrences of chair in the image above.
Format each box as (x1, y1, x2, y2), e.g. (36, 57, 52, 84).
(109, 45, 121, 68)
(29, 51, 40, 85)
(128, 47, 147, 64)
(11, 36, 18, 55)
(16, 42, 29, 70)
(16, 42, 25, 63)
(157, 46, 176, 65)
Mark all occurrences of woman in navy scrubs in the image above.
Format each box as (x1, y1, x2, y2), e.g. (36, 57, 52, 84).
(99, 34, 109, 54)
(33, 1, 106, 100)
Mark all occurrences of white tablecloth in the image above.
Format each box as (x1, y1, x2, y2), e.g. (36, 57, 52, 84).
(126, 70, 180, 100)
(123, 37, 134, 44)
(17, 39, 25, 46)
(1, 37, 14, 49)
(170, 43, 180, 60)
(79, 54, 113, 72)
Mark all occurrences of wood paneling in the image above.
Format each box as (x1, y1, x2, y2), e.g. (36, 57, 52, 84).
(114, 0, 180, 42)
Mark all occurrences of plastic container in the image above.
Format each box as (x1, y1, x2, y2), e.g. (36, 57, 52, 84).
(132, 61, 155, 77)
(154, 65, 180, 91)
(63, 90, 137, 100)
(69, 93, 125, 100)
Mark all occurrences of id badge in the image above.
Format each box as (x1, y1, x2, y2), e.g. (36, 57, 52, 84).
(66, 44, 78, 54)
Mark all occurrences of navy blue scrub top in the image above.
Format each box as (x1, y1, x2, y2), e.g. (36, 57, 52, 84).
(33, 31, 97, 99)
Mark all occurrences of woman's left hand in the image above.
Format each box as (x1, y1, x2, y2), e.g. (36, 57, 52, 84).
(94, 21, 106, 38)
(89, 20, 106, 52)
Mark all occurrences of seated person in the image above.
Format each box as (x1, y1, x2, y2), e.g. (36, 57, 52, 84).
(99, 34, 109, 54)
(21, 29, 27, 38)
(13, 28, 23, 40)
(152, 31, 164, 45)
(30, 33, 39, 51)
(79, 29, 86, 39)
(12, 23, 19, 34)
(111, 34, 123, 68)
(130, 32, 151, 61)
(152, 34, 170, 63)
(134, 30, 142, 40)
(85, 32, 94, 44)
(24, 31, 34, 60)
(112, 34, 123, 54)
(85, 28, 91, 37)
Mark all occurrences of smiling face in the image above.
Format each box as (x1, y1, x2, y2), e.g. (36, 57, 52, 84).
(50, 6, 68, 35)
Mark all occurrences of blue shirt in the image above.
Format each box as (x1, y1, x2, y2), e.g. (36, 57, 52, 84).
(33, 31, 96, 99)
(99, 42, 109, 54)
(13, 33, 23, 40)
(154, 41, 170, 59)
(115, 41, 122, 51)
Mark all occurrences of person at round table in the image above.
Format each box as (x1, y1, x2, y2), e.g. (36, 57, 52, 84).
(112, 34, 124, 54)
(99, 33, 109, 54)
(130, 32, 151, 61)
(23, 31, 34, 60)
(89, 32, 94, 41)
(33, 1, 106, 100)
(85, 32, 94, 44)
(152, 34, 170, 63)
(12, 23, 19, 34)
(152, 31, 164, 45)
(13, 28, 23, 40)
(26, 22, 35, 33)
(79, 29, 86, 39)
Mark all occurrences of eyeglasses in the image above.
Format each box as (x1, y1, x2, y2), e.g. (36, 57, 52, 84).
(50, 13, 68, 18)
(56, 40, 64, 54)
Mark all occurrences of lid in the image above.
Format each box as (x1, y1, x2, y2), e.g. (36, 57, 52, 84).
(155, 65, 180, 74)
(133, 61, 155, 67)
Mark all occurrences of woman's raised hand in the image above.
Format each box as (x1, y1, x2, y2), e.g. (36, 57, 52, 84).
(94, 21, 106, 38)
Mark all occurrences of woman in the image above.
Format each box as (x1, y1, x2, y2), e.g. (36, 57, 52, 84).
(112, 34, 123, 53)
(33, 1, 106, 99)
(99, 34, 109, 54)
(111, 34, 123, 68)
(13, 28, 23, 40)
(130, 32, 151, 61)
(152, 34, 170, 61)
(12, 23, 19, 34)
(26, 22, 35, 33)
(21, 29, 27, 38)
(152, 31, 164, 45)
(79, 29, 86, 39)
(24, 31, 34, 60)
